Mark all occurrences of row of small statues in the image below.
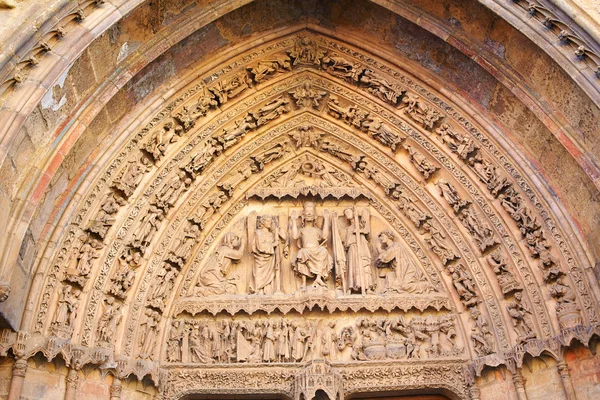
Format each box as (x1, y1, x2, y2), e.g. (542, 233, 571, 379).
(192, 201, 435, 296)
(165, 314, 462, 364)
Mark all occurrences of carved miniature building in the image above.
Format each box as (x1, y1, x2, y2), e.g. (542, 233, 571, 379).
(0, 1, 599, 399)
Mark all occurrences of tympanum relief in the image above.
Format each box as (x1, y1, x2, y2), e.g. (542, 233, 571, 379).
(29, 33, 596, 396)
(187, 199, 436, 298)
(164, 311, 463, 364)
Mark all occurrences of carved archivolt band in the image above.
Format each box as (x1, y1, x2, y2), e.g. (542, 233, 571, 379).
(22, 31, 598, 393)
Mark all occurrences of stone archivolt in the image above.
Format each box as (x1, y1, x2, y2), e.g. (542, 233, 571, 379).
(12, 31, 597, 399)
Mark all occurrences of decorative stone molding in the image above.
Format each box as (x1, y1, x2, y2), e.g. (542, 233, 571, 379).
(14, 30, 596, 400)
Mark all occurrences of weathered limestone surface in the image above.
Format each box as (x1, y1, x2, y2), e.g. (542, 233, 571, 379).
(0, 1, 599, 399)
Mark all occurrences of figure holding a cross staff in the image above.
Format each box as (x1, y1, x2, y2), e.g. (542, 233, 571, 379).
(333, 206, 374, 295)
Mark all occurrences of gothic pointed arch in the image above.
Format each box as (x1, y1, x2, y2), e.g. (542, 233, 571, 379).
(0, 1, 599, 399)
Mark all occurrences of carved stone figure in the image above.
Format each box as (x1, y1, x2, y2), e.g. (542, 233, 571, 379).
(216, 114, 256, 150)
(194, 232, 244, 296)
(549, 277, 582, 329)
(448, 264, 479, 308)
(359, 69, 405, 105)
(0, 284, 10, 302)
(434, 123, 479, 161)
(183, 138, 221, 178)
(506, 292, 536, 343)
(131, 205, 164, 251)
(390, 189, 431, 228)
(332, 207, 373, 294)
(144, 121, 182, 162)
(487, 250, 521, 295)
(276, 320, 291, 362)
(262, 320, 276, 362)
(166, 320, 185, 362)
(401, 93, 442, 129)
(138, 309, 161, 359)
(66, 237, 103, 285)
(420, 221, 460, 265)
(470, 308, 494, 356)
(322, 54, 362, 83)
(437, 179, 470, 213)
(320, 138, 366, 170)
(499, 187, 540, 235)
(52, 285, 73, 327)
(320, 321, 337, 360)
(147, 263, 178, 310)
(154, 170, 191, 211)
(289, 125, 323, 149)
(51, 285, 81, 338)
(458, 206, 499, 253)
(252, 95, 291, 126)
(247, 53, 292, 83)
(209, 72, 250, 104)
(361, 117, 405, 151)
(363, 165, 397, 195)
(288, 36, 325, 66)
(470, 157, 511, 197)
(290, 321, 308, 362)
(289, 82, 327, 109)
(291, 202, 333, 288)
(96, 297, 122, 347)
(326, 95, 369, 128)
(190, 190, 229, 230)
(167, 223, 201, 267)
(189, 323, 213, 363)
(174, 87, 218, 131)
(250, 141, 288, 172)
(375, 230, 433, 294)
(538, 250, 563, 283)
(218, 160, 255, 196)
(87, 193, 125, 238)
(438, 315, 461, 356)
(249, 215, 287, 295)
(405, 144, 438, 179)
(109, 250, 142, 299)
(258, 154, 352, 192)
(112, 155, 152, 197)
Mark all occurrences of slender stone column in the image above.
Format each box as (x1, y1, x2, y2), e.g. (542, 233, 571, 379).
(110, 377, 122, 400)
(64, 368, 78, 400)
(469, 385, 481, 400)
(557, 360, 578, 400)
(512, 368, 529, 400)
(7, 358, 28, 400)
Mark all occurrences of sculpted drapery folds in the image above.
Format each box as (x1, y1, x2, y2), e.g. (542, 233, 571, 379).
(167, 223, 201, 267)
(87, 193, 126, 239)
(291, 202, 333, 288)
(194, 232, 244, 296)
(14, 24, 600, 400)
(131, 205, 165, 252)
(375, 230, 433, 294)
(111, 155, 152, 198)
(332, 207, 373, 294)
(249, 214, 288, 295)
(470, 308, 495, 357)
(96, 296, 123, 347)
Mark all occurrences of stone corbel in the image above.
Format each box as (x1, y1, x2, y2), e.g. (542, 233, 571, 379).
(0, 282, 10, 302)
